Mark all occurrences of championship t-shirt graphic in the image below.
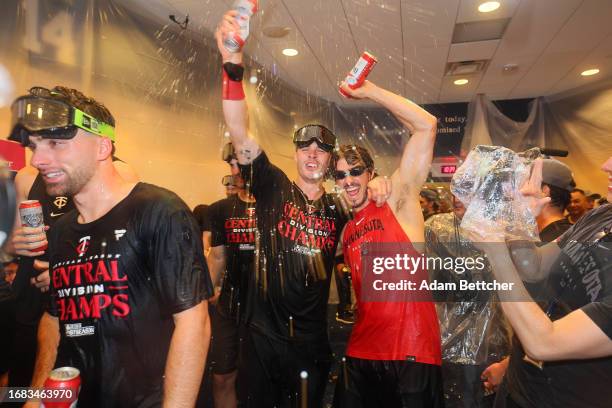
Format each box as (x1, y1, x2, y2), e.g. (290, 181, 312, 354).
(210, 194, 257, 318)
(47, 183, 212, 407)
(277, 200, 337, 255)
(239, 152, 348, 341)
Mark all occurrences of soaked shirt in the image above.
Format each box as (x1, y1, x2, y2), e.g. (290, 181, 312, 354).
(209, 194, 256, 319)
(47, 183, 212, 407)
(239, 152, 347, 341)
(506, 204, 612, 408)
(343, 202, 441, 364)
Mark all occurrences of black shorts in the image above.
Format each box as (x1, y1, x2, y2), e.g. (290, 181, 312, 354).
(237, 329, 332, 408)
(209, 309, 240, 375)
(333, 356, 444, 408)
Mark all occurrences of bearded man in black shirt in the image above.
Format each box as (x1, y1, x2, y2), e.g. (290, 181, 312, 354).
(9, 86, 212, 408)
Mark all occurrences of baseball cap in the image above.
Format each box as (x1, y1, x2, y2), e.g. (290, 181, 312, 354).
(541, 159, 575, 192)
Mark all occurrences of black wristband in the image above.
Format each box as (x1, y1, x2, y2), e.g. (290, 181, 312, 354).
(223, 62, 244, 82)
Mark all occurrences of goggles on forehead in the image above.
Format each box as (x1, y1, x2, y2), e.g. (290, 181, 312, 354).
(8, 87, 115, 145)
(334, 165, 367, 180)
(293, 124, 336, 152)
(222, 175, 242, 187)
(222, 142, 236, 163)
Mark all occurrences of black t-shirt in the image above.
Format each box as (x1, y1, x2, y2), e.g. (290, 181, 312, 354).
(14, 173, 75, 326)
(209, 195, 256, 318)
(193, 204, 211, 232)
(239, 152, 348, 341)
(539, 218, 572, 243)
(506, 204, 612, 408)
(47, 183, 212, 407)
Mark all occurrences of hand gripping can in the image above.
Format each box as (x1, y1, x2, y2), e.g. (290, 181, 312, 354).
(223, 0, 258, 53)
(339, 51, 378, 98)
(19, 200, 47, 251)
(41, 367, 81, 408)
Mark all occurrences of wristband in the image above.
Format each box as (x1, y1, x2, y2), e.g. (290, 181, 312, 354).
(222, 62, 245, 101)
(223, 62, 244, 81)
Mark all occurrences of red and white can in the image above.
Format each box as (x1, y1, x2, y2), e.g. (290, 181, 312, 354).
(339, 51, 378, 98)
(42, 367, 81, 408)
(223, 0, 258, 53)
(19, 200, 47, 251)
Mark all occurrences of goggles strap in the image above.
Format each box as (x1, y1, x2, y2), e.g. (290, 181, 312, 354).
(222, 63, 245, 101)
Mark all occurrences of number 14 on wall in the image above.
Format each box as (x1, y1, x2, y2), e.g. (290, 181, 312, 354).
(22, 0, 78, 66)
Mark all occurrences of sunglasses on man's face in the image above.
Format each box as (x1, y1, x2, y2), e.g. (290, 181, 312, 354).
(334, 166, 367, 180)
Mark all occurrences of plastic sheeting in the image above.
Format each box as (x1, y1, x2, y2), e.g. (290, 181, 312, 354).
(425, 212, 511, 365)
(425, 211, 511, 406)
(451, 145, 541, 242)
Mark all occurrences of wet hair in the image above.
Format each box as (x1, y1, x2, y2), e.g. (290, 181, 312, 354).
(543, 183, 571, 210)
(334, 144, 375, 173)
(50, 86, 115, 127)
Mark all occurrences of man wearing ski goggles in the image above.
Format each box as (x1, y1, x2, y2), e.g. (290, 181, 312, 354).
(292, 124, 336, 153)
(9, 86, 116, 146)
(221, 174, 245, 197)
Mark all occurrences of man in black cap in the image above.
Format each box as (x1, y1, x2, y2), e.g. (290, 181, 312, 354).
(537, 159, 575, 242)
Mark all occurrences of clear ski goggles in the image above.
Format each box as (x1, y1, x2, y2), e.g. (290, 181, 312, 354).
(293, 124, 336, 152)
(9, 87, 115, 145)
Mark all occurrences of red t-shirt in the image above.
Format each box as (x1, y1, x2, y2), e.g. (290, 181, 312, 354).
(343, 202, 441, 365)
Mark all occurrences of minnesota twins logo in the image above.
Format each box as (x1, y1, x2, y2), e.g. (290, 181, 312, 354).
(54, 196, 68, 209)
(76, 236, 91, 256)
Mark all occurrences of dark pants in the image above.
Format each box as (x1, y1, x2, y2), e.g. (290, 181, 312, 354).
(237, 329, 332, 408)
(333, 356, 444, 408)
(8, 323, 38, 388)
(441, 363, 495, 408)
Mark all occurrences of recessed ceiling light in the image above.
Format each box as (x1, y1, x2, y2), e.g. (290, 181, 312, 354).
(454, 79, 469, 85)
(282, 48, 298, 57)
(581, 68, 600, 76)
(478, 1, 501, 13)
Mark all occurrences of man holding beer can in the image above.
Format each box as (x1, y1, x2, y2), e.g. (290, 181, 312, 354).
(215, 9, 393, 407)
(8, 86, 212, 408)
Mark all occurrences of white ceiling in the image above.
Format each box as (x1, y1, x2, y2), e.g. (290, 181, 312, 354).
(130, 0, 612, 105)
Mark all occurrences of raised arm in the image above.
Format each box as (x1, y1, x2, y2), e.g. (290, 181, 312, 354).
(339, 81, 437, 242)
(369, 86, 437, 199)
(215, 11, 261, 165)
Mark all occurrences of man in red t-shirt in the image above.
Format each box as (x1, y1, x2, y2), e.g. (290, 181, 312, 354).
(333, 80, 442, 407)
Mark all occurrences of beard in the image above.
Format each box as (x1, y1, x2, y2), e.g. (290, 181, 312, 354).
(44, 163, 95, 197)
